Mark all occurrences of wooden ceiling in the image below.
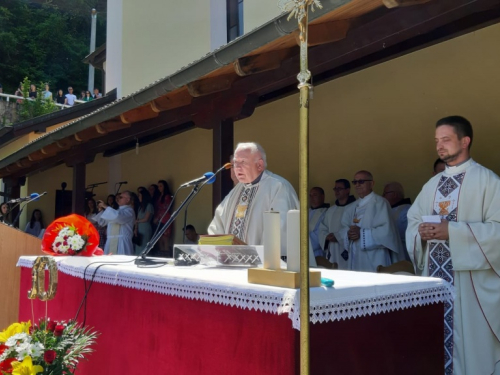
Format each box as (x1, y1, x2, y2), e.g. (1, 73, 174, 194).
(1, 0, 499, 179)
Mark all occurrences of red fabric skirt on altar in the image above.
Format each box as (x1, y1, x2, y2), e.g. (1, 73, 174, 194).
(19, 268, 444, 374)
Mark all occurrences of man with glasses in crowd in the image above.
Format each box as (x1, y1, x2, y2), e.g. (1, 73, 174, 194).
(318, 179, 356, 270)
(340, 171, 405, 272)
(96, 191, 136, 255)
(208, 142, 299, 256)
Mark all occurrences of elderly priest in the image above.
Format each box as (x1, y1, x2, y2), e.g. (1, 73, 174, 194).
(407, 116, 500, 375)
(208, 142, 299, 256)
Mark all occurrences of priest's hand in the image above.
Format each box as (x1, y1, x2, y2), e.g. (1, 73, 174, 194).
(326, 233, 337, 243)
(418, 220, 449, 241)
(348, 225, 360, 241)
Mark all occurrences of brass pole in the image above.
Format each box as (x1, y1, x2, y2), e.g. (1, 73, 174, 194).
(279, 2, 321, 373)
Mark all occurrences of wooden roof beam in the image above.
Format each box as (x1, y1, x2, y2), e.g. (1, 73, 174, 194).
(99, 119, 132, 132)
(150, 89, 192, 112)
(187, 74, 238, 97)
(383, 0, 432, 8)
(293, 20, 351, 46)
(234, 48, 297, 77)
(192, 94, 258, 129)
(120, 104, 159, 124)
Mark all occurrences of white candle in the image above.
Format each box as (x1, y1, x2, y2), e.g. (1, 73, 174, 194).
(263, 210, 281, 270)
(286, 210, 300, 272)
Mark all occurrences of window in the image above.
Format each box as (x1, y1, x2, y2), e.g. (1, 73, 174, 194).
(227, 0, 243, 42)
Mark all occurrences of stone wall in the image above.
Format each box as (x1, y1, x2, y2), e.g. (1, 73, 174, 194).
(0, 100, 18, 125)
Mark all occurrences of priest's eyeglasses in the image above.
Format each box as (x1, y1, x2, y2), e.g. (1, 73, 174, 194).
(351, 179, 372, 185)
(333, 187, 346, 192)
(233, 159, 262, 168)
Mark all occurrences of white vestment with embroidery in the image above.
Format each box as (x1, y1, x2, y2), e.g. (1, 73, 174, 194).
(407, 159, 500, 375)
(208, 170, 299, 256)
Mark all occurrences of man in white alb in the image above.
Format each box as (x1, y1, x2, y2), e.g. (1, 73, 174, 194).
(95, 191, 136, 255)
(407, 115, 500, 375)
(340, 171, 405, 272)
(208, 142, 299, 256)
(318, 179, 356, 270)
(383, 181, 411, 249)
(308, 187, 331, 267)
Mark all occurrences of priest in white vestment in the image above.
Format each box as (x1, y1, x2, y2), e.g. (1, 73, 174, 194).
(340, 171, 405, 272)
(383, 181, 412, 250)
(95, 190, 136, 255)
(308, 187, 330, 267)
(406, 116, 500, 375)
(208, 142, 299, 256)
(318, 179, 356, 270)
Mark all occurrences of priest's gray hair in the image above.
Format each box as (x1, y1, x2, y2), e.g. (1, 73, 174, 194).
(235, 142, 267, 168)
(385, 181, 405, 200)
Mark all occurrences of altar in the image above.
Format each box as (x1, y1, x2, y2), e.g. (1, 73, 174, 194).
(17, 256, 451, 374)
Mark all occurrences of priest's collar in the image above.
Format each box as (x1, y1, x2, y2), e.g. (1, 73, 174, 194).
(310, 203, 330, 210)
(244, 171, 264, 187)
(357, 191, 374, 207)
(391, 197, 412, 209)
(335, 195, 356, 207)
(445, 158, 474, 175)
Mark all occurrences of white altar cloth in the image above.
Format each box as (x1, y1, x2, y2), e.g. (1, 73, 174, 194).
(17, 255, 453, 330)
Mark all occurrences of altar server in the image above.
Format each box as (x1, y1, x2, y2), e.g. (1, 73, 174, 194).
(308, 187, 329, 256)
(407, 116, 500, 375)
(340, 170, 405, 272)
(208, 142, 299, 256)
(318, 179, 356, 269)
(96, 190, 136, 255)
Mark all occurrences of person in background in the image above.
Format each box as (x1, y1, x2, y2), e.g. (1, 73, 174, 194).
(85, 198, 98, 222)
(382, 181, 412, 249)
(433, 158, 446, 175)
(0, 203, 11, 225)
(107, 194, 119, 210)
(28, 84, 37, 99)
(55, 89, 65, 105)
(135, 187, 154, 255)
(25, 209, 44, 237)
(153, 180, 173, 255)
(64, 87, 77, 106)
(42, 83, 52, 100)
(14, 86, 23, 104)
(183, 224, 199, 244)
(79, 90, 85, 100)
(83, 91, 93, 102)
(95, 191, 136, 255)
(148, 184, 160, 204)
(93, 88, 102, 99)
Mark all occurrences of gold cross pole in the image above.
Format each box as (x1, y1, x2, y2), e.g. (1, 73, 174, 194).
(279, 1, 322, 374)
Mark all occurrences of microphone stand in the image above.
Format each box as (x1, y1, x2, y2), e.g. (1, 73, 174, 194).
(115, 182, 126, 195)
(135, 163, 231, 266)
(135, 182, 205, 266)
(11, 193, 47, 228)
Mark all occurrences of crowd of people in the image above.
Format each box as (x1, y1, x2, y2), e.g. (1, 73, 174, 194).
(1, 81, 103, 106)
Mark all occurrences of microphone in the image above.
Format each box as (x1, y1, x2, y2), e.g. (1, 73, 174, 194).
(8, 192, 47, 204)
(180, 172, 215, 188)
(116, 181, 128, 184)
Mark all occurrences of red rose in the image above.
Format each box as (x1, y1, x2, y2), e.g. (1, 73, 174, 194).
(44, 350, 57, 364)
(47, 321, 57, 332)
(54, 325, 65, 337)
(68, 249, 75, 255)
(0, 357, 16, 372)
(0, 344, 7, 355)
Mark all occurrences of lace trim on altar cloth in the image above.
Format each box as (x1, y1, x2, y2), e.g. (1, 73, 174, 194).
(289, 284, 455, 330)
(17, 257, 454, 331)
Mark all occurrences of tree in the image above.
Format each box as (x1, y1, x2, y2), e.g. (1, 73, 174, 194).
(17, 77, 58, 121)
(0, 0, 106, 96)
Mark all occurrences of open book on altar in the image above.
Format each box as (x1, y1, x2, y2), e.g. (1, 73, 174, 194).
(198, 234, 247, 246)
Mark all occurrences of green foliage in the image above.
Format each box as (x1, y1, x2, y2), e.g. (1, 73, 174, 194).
(17, 77, 58, 121)
(0, 0, 106, 95)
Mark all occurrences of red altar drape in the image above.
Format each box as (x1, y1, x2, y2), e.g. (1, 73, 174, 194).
(19, 268, 443, 374)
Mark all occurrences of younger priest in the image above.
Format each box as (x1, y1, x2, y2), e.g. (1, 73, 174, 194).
(407, 116, 500, 375)
(208, 142, 299, 256)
